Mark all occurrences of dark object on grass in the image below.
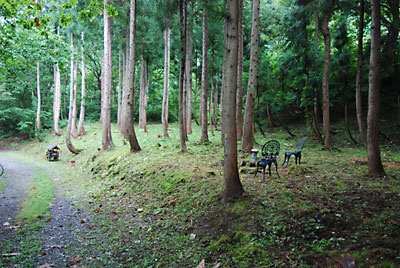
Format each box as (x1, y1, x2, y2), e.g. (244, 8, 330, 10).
(254, 140, 280, 180)
(46, 145, 60, 161)
(282, 137, 307, 167)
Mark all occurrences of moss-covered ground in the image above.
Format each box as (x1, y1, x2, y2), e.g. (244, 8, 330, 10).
(4, 120, 400, 267)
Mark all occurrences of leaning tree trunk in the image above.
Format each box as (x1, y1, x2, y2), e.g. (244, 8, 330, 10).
(36, 61, 43, 142)
(65, 40, 80, 155)
(178, 0, 188, 153)
(78, 32, 86, 136)
(236, 0, 244, 140)
(356, 0, 367, 148)
(367, 0, 385, 176)
(120, 0, 141, 152)
(102, 0, 114, 150)
(162, 27, 170, 138)
(321, 12, 332, 148)
(200, 1, 209, 143)
(242, 0, 260, 154)
(222, 0, 244, 204)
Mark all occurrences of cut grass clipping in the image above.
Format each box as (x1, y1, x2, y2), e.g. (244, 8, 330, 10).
(18, 169, 54, 222)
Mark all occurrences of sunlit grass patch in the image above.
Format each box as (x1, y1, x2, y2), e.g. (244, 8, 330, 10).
(18, 169, 54, 222)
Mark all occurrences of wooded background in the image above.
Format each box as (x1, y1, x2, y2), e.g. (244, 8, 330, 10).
(0, 0, 398, 177)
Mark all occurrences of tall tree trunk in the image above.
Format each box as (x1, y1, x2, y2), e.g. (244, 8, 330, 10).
(69, 33, 78, 138)
(36, 61, 42, 142)
(53, 62, 62, 136)
(321, 12, 332, 148)
(78, 32, 86, 136)
(66, 36, 80, 155)
(139, 54, 145, 129)
(236, 0, 244, 140)
(100, 57, 105, 122)
(242, 0, 260, 154)
(143, 59, 149, 133)
(209, 78, 214, 137)
(194, 55, 200, 126)
(367, 0, 385, 175)
(53, 26, 62, 136)
(179, 0, 188, 153)
(63, 74, 67, 120)
(121, 0, 141, 152)
(313, 10, 323, 144)
(222, 0, 244, 204)
(200, 1, 209, 143)
(117, 50, 123, 130)
(213, 86, 218, 127)
(102, 0, 114, 150)
(162, 27, 170, 138)
(356, 0, 367, 147)
(186, 25, 193, 135)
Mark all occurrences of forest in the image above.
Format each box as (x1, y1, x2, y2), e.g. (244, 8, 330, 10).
(0, 0, 400, 267)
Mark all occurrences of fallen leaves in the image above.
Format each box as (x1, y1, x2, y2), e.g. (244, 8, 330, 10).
(2, 253, 21, 257)
(337, 255, 355, 268)
(69, 256, 82, 265)
(38, 264, 55, 268)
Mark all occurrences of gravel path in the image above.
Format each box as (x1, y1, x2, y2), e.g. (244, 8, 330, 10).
(0, 152, 97, 267)
(0, 154, 33, 251)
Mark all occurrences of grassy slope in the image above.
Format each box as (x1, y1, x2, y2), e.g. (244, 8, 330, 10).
(13, 121, 400, 267)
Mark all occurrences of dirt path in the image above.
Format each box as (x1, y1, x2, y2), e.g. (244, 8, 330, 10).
(0, 154, 33, 250)
(0, 152, 97, 267)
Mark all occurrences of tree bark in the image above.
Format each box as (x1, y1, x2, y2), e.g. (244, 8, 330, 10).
(53, 26, 62, 136)
(78, 31, 86, 136)
(117, 50, 123, 130)
(36, 61, 42, 141)
(66, 34, 80, 155)
(179, 0, 188, 153)
(356, 0, 367, 148)
(200, 1, 209, 143)
(102, 0, 114, 150)
(120, 0, 141, 152)
(186, 25, 193, 135)
(162, 27, 170, 138)
(242, 0, 260, 154)
(313, 10, 323, 144)
(236, 0, 244, 140)
(143, 59, 149, 133)
(139, 54, 145, 129)
(367, 0, 385, 176)
(69, 33, 78, 138)
(321, 12, 332, 148)
(222, 0, 244, 204)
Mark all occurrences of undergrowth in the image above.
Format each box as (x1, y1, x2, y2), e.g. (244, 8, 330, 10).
(12, 120, 400, 267)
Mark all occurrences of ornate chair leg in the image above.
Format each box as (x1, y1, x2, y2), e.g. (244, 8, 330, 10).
(262, 166, 266, 181)
(285, 153, 291, 167)
(274, 160, 281, 178)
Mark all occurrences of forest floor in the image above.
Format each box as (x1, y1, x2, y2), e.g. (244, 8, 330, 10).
(0, 120, 399, 267)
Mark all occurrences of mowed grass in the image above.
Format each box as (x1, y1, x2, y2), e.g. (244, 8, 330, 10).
(16, 120, 400, 267)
